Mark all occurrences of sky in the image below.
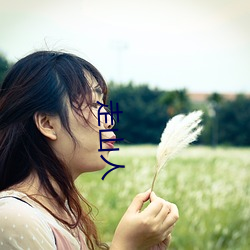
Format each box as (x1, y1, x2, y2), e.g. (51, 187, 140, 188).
(1, 0, 250, 93)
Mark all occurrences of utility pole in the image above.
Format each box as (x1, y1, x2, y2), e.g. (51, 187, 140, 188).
(112, 40, 128, 83)
(208, 101, 218, 148)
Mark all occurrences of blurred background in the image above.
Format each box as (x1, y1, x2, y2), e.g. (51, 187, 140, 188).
(1, 0, 250, 249)
(1, 0, 250, 146)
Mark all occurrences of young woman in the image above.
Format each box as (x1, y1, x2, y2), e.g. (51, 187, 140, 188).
(0, 51, 179, 250)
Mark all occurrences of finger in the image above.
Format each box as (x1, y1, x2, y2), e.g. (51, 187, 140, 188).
(164, 224, 175, 237)
(163, 203, 179, 228)
(148, 191, 164, 214)
(127, 189, 151, 213)
(162, 234, 172, 248)
(149, 191, 157, 202)
(155, 200, 172, 222)
(143, 196, 164, 217)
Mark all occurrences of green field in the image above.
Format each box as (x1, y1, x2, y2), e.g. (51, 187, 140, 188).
(76, 145, 250, 250)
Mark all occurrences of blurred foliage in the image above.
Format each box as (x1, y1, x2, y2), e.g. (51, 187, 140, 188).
(217, 94, 250, 146)
(108, 83, 250, 146)
(0, 52, 249, 146)
(76, 145, 250, 249)
(0, 53, 10, 85)
(196, 92, 250, 146)
(107, 81, 169, 144)
(159, 89, 191, 116)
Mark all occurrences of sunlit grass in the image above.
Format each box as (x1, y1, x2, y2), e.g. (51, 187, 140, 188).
(76, 145, 250, 250)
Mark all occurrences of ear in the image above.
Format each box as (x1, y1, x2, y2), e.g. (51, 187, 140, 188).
(33, 112, 58, 140)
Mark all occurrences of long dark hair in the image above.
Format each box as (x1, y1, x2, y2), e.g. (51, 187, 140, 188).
(0, 51, 108, 249)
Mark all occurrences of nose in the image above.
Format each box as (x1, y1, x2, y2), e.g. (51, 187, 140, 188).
(99, 106, 115, 129)
(104, 112, 115, 129)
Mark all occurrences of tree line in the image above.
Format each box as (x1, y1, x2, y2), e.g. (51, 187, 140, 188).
(0, 54, 249, 146)
(107, 82, 250, 146)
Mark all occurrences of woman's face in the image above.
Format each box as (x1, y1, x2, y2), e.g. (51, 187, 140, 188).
(51, 80, 116, 179)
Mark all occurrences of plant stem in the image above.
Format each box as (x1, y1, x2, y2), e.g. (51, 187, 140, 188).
(151, 171, 158, 192)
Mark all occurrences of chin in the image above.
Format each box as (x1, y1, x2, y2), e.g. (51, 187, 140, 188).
(86, 163, 107, 173)
(89, 166, 106, 172)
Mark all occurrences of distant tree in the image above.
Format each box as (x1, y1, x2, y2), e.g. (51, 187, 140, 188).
(218, 94, 250, 146)
(0, 53, 9, 85)
(160, 89, 191, 117)
(107, 82, 168, 144)
(207, 92, 224, 104)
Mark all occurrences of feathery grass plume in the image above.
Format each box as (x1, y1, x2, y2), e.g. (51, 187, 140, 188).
(151, 110, 203, 191)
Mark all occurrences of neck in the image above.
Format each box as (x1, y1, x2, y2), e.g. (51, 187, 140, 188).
(9, 172, 66, 214)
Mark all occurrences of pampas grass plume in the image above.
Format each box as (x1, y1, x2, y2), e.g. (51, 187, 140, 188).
(151, 110, 203, 191)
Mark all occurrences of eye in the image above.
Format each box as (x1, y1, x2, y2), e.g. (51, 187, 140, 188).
(90, 102, 103, 109)
(91, 103, 99, 108)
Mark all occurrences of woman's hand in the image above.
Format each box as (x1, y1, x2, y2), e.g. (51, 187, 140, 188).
(149, 234, 171, 250)
(110, 190, 179, 250)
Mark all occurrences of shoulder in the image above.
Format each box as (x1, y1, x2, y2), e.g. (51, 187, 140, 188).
(0, 196, 56, 249)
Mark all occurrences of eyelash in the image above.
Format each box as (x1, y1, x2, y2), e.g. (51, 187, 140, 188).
(90, 103, 116, 124)
(91, 103, 100, 108)
(91, 102, 111, 114)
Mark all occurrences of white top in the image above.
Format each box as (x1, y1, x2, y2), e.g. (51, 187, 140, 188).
(0, 190, 87, 250)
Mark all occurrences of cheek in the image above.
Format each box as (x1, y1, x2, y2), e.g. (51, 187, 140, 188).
(75, 150, 109, 174)
(84, 107, 107, 130)
(77, 111, 101, 135)
(51, 133, 76, 168)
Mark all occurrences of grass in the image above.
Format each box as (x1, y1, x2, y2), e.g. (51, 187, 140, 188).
(75, 145, 250, 250)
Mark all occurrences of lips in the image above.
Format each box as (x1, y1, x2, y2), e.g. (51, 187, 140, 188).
(104, 135, 116, 149)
